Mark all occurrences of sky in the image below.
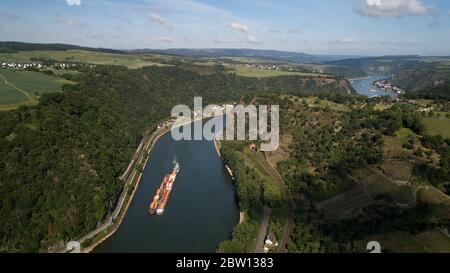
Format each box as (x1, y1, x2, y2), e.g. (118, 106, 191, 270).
(1, 0, 450, 55)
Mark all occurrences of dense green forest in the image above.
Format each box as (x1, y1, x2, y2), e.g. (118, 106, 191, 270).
(217, 92, 450, 253)
(0, 65, 350, 252)
(404, 84, 450, 101)
(216, 141, 263, 253)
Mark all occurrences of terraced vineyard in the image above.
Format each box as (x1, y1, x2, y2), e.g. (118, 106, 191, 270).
(316, 187, 374, 220)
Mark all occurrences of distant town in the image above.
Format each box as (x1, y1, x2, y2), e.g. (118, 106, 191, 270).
(1, 61, 95, 70)
(235, 63, 284, 71)
(373, 79, 405, 94)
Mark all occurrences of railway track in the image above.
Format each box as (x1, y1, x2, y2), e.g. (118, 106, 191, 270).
(258, 152, 295, 253)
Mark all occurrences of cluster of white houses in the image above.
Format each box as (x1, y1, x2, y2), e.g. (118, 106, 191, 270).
(374, 80, 405, 94)
(1, 62, 95, 70)
(236, 63, 282, 71)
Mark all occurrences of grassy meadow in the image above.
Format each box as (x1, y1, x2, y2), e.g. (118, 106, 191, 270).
(0, 50, 165, 69)
(226, 66, 329, 78)
(0, 69, 75, 110)
(356, 230, 450, 253)
(423, 117, 450, 138)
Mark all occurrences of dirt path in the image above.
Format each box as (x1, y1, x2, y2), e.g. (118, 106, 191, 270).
(0, 73, 38, 104)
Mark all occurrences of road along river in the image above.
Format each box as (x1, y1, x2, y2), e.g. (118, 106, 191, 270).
(95, 118, 239, 253)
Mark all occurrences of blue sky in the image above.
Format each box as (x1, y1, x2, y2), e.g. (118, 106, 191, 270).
(1, 0, 450, 55)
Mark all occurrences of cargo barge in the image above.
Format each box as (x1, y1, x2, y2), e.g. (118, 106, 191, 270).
(149, 162, 180, 215)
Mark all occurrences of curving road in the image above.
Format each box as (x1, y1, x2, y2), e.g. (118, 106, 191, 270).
(254, 206, 272, 253)
(54, 124, 170, 253)
(258, 152, 295, 253)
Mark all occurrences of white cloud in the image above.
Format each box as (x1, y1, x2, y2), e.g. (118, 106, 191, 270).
(153, 36, 172, 43)
(288, 28, 301, 34)
(57, 19, 75, 27)
(167, 0, 231, 17)
(182, 37, 195, 44)
(148, 13, 170, 26)
(247, 35, 261, 44)
(66, 0, 81, 6)
(0, 12, 20, 19)
(214, 37, 237, 44)
(133, 5, 146, 12)
(338, 38, 357, 44)
(269, 29, 283, 34)
(354, 0, 433, 17)
(379, 40, 423, 46)
(328, 38, 358, 45)
(229, 21, 249, 33)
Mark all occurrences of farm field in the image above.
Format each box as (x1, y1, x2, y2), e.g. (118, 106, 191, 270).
(383, 128, 417, 158)
(423, 118, 450, 138)
(50, 69, 79, 76)
(304, 97, 350, 112)
(417, 186, 450, 205)
(316, 186, 374, 220)
(226, 66, 328, 78)
(0, 69, 75, 110)
(379, 160, 412, 181)
(0, 79, 31, 109)
(356, 167, 415, 206)
(0, 50, 165, 69)
(355, 230, 450, 253)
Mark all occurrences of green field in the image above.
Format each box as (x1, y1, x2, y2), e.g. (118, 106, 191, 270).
(0, 80, 30, 109)
(226, 66, 328, 78)
(304, 97, 350, 112)
(0, 50, 165, 69)
(0, 69, 75, 110)
(418, 187, 450, 205)
(357, 167, 415, 206)
(383, 128, 417, 158)
(50, 69, 80, 76)
(316, 186, 374, 220)
(423, 118, 450, 138)
(356, 230, 450, 253)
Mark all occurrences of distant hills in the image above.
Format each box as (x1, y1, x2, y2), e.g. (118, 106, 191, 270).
(129, 48, 362, 64)
(0, 42, 361, 63)
(0, 41, 123, 54)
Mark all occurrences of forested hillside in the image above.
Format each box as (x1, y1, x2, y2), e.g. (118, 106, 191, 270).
(217, 93, 450, 253)
(0, 65, 350, 252)
(0, 41, 122, 54)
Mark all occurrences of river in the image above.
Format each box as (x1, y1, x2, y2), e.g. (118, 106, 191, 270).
(350, 75, 396, 97)
(95, 118, 239, 253)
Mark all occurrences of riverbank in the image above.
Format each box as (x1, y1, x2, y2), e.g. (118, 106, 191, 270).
(83, 125, 171, 253)
(85, 115, 228, 253)
(350, 75, 398, 98)
(213, 136, 247, 226)
(348, 76, 370, 81)
(213, 137, 234, 180)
